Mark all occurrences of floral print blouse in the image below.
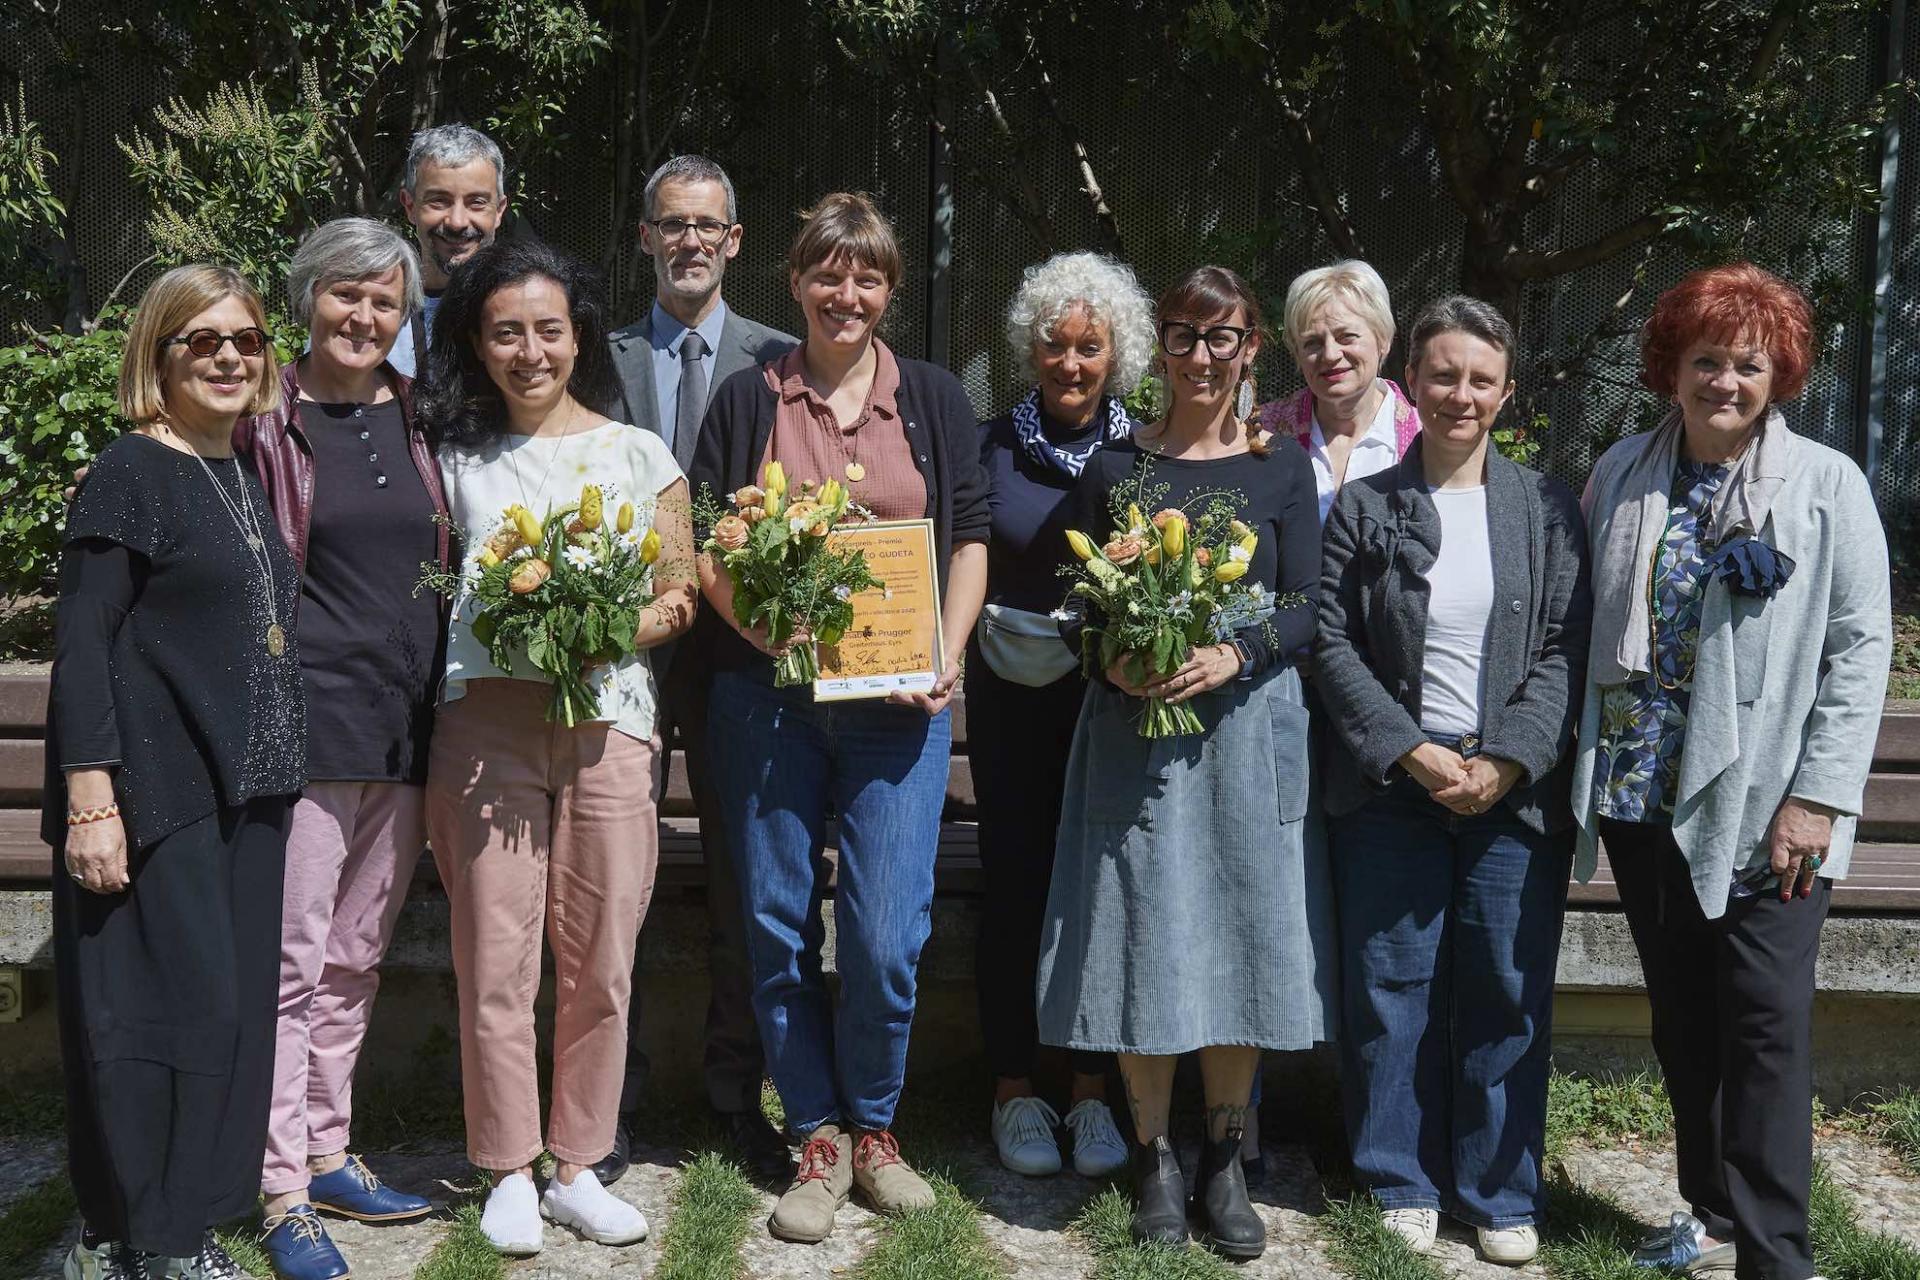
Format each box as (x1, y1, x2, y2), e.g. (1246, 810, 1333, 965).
(1593, 459, 1729, 822)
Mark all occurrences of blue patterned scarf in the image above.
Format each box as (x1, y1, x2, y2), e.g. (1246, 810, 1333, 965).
(1010, 388, 1133, 480)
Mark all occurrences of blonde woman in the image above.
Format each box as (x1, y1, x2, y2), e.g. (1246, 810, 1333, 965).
(49, 264, 306, 1280)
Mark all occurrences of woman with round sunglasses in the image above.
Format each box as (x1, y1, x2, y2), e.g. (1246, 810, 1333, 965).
(48, 265, 307, 1280)
(1037, 266, 1332, 1260)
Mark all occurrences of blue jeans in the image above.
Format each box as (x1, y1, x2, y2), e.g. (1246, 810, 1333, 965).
(1329, 765, 1571, 1228)
(708, 669, 951, 1135)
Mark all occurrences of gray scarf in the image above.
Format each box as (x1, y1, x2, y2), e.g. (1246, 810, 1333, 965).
(1589, 403, 1789, 685)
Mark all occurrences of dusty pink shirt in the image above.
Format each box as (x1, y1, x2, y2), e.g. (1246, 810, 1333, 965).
(761, 340, 926, 521)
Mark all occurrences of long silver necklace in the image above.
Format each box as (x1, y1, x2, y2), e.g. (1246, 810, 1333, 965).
(504, 400, 579, 515)
(169, 423, 286, 657)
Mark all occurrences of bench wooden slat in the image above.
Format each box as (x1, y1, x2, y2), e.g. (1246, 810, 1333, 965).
(1875, 704, 1920, 767)
(0, 740, 41, 804)
(0, 672, 49, 735)
(1861, 772, 1920, 841)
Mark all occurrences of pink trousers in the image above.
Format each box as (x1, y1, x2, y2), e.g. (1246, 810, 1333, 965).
(263, 781, 425, 1194)
(424, 679, 660, 1169)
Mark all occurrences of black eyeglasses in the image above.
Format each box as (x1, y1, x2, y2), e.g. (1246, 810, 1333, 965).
(647, 217, 735, 247)
(1160, 321, 1254, 361)
(164, 328, 271, 358)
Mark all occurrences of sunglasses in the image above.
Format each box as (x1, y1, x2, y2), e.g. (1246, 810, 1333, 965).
(1160, 321, 1254, 361)
(164, 327, 271, 359)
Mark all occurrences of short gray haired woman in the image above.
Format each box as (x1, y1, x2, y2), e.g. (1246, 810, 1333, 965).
(1315, 296, 1591, 1268)
(1571, 263, 1892, 1279)
(245, 216, 450, 1274)
(969, 250, 1153, 1181)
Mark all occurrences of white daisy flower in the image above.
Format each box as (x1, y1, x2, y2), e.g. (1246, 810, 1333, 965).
(563, 544, 597, 569)
(1228, 544, 1253, 564)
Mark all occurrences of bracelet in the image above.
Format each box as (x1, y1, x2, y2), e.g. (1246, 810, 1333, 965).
(66, 803, 120, 827)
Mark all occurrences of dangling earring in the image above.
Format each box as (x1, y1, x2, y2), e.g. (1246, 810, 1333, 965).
(1235, 373, 1256, 422)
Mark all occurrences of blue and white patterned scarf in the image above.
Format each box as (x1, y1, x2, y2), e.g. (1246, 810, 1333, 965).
(1010, 388, 1134, 480)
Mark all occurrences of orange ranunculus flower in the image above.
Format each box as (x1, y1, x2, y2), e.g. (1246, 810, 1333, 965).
(1151, 508, 1183, 530)
(508, 558, 552, 594)
(1195, 546, 1212, 567)
(784, 500, 822, 530)
(740, 505, 769, 525)
(1103, 534, 1144, 566)
(713, 515, 751, 551)
(733, 485, 767, 509)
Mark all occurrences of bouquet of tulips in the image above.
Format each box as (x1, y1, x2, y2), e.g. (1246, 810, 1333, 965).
(698, 461, 885, 687)
(1059, 484, 1275, 737)
(420, 482, 664, 726)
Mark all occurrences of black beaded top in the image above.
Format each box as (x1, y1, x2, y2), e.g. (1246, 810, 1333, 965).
(44, 433, 308, 850)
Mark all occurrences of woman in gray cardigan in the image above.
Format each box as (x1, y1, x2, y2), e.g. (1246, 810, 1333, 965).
(1316, 296, 1592, 1267)
(1572, 264, 1892, 1280)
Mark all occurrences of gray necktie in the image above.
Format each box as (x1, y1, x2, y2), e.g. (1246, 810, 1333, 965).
(675, 331, 709, 471)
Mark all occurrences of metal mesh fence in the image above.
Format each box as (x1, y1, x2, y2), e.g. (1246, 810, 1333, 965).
(8, 3, 1916, 547)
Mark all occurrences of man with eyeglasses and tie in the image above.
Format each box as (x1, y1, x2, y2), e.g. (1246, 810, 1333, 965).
(599, 155, 796, 1188)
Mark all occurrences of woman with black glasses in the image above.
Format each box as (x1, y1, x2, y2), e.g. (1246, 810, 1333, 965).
(1037, 266, 1333, 1261)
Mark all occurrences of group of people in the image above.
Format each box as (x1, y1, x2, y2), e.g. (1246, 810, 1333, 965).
(44, 119, 1892, 1280)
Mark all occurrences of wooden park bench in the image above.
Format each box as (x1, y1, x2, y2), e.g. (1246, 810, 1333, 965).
(2, 668, 1916, 914)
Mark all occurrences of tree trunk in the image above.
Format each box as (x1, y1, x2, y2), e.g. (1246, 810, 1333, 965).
(1459, 219, 1527, 330)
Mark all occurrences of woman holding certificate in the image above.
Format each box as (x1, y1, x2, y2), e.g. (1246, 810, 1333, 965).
(689, 192, 989, 1245)
(1036, 265, 1332, 1261)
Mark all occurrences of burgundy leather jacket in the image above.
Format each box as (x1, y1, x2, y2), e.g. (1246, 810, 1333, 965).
(232, 361, 452, 574)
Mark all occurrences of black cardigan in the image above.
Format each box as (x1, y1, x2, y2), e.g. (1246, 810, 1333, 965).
(687, 353, 991, 675)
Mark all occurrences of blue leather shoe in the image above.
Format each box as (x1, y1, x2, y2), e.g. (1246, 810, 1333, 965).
(1631, 1211, 1736, 1273)
(308, 1155, 433, 1223)
(261, 1208, 347, 1280)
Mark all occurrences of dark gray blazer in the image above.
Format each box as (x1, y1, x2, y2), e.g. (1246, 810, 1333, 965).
(606, 303, 797, 442)
(1314, 440, 1593, 834)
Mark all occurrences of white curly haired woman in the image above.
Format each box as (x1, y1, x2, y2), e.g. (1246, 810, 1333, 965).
(969, 250, 1155, 1178)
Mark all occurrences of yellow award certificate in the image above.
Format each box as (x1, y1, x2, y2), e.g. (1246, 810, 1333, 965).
(814, 519, 944, 701)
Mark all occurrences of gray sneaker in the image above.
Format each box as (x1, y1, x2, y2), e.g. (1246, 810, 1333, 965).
(64, 1239, 155, 1280)
(162, 1235, 256, 1280)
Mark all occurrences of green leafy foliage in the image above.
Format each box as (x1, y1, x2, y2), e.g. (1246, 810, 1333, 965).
(0, 86, 66, 325)
(0, 321, 130, 595)
(118, 68, 338, 306)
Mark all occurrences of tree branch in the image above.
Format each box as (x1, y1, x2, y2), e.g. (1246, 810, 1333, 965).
(405, 0, 450, 138)
(651, 0, 714, 166)
(1504, 209, 1670, 281)
(1024, 25, 1119, 253)
(1273, 85, 1362, 258)
(952, 35, 1057, 251)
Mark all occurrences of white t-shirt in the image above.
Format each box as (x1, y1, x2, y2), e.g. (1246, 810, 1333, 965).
(438, 421, 682, 740)
(1418, 484, 1494, 736)
(1308, 384, 1401, 525)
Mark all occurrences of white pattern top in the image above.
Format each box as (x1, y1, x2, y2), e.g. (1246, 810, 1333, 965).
(1306, 390, 1401, 525)
(437, 421, 682, 741)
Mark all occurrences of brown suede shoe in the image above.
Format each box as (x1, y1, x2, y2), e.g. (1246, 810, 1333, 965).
(768, 1125, 852, 1243)
(852, 1130, 936, 1214)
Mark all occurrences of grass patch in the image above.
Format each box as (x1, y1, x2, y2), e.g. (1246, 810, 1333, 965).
(654, 1152, 759, 1280)
(0, 1176, 76, 1274)
(349, 1025, 468, 1150)
(414, 1204, 506, 1280)
(1862, 1087, 1920, 1172)
(0, 1070, 68, 1140)
(1810, 1161, 1920, 1280)
(1536, 1172, 1648, 1280)
(1074, 1185, 1240, 1280)
(850, 1167, 1008, 1280)
(213, 1220, 272, 1279)
(1545, 1070, 1673, 1161)
(1318, 1194, 1447, 1280)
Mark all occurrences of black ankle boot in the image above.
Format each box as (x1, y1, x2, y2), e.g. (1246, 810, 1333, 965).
(1130, 1136, 1188, 1246)
(1193, 1128, 1265, 1259)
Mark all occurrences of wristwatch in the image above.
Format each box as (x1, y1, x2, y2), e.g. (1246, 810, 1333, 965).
(1229, 637, 1256, 681)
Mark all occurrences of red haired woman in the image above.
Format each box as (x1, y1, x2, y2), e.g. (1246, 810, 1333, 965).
(1571, 263, 1892, 1280)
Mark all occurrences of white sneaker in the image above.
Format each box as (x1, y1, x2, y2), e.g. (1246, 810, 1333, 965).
(1063, 1099, 1128, 1178)
(480, 1173, 544, 1256)
(1478, 1223, 1539, 1265)
(990, 1096, 1062, 1176)
(1382, 1207, 1439, 1253)
(542, 1169, 649, 1245)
